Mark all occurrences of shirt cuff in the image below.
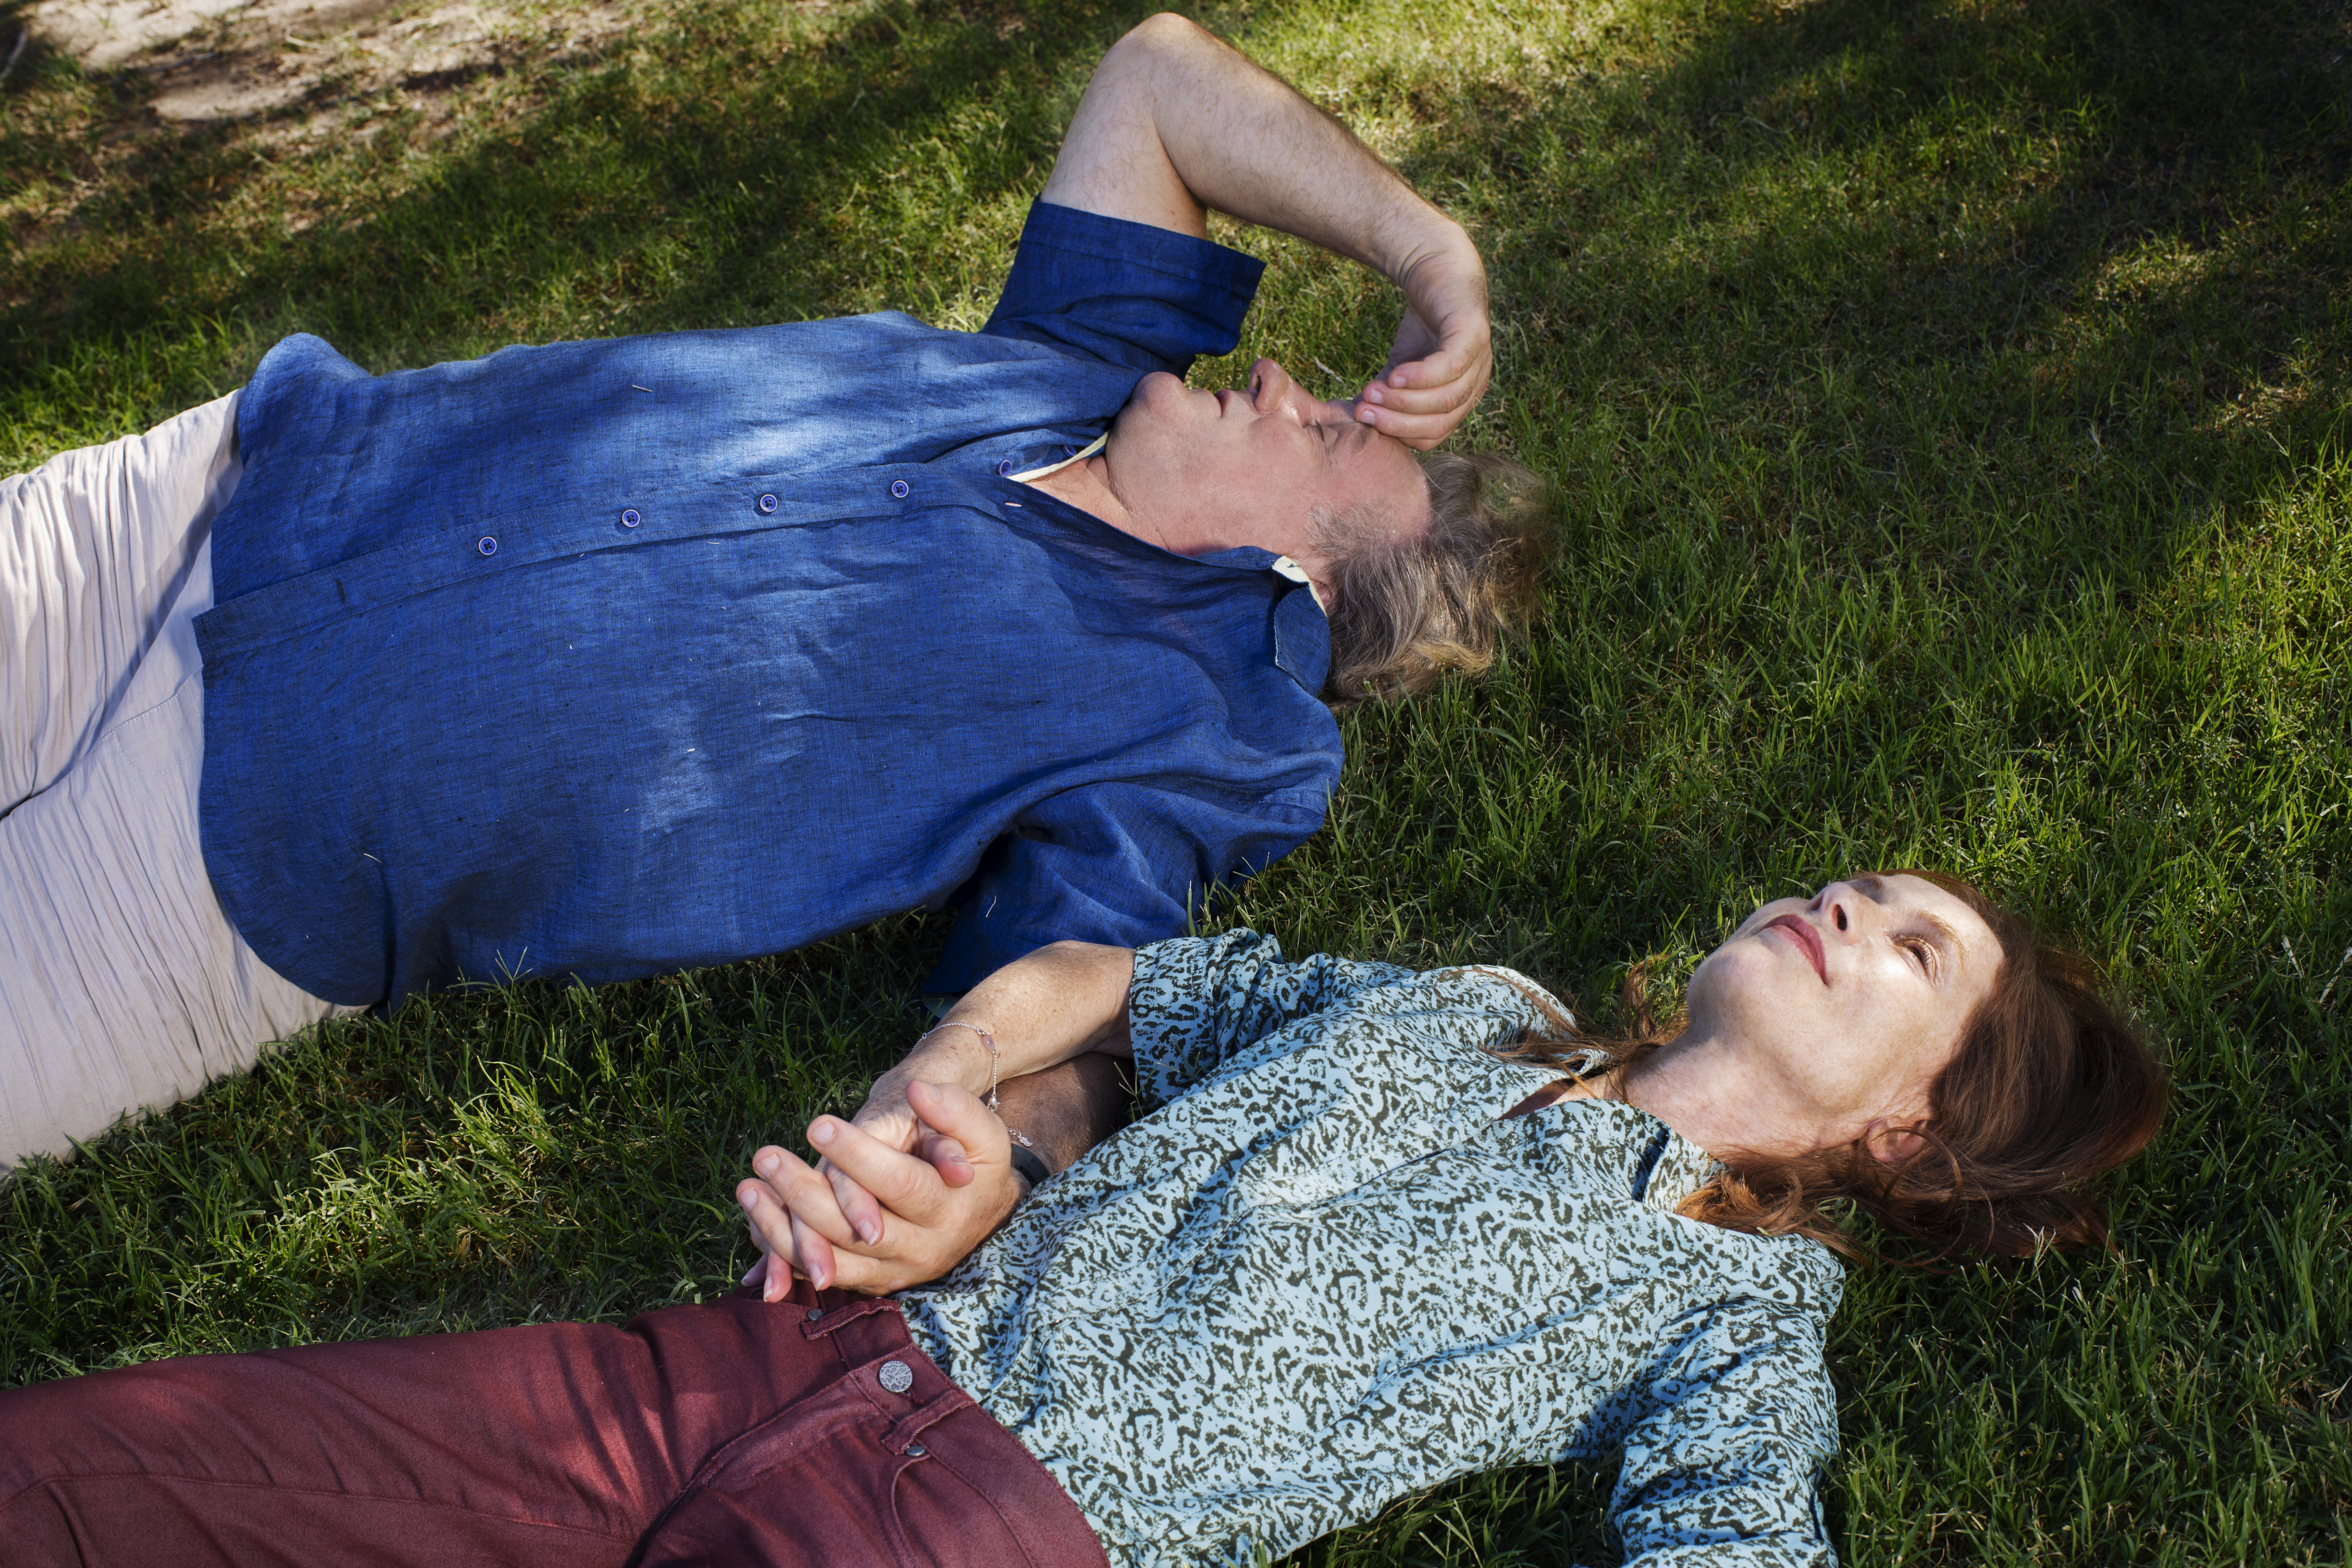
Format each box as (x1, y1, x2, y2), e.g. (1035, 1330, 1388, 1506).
(1017, 200, 1266, 303)
(1121, 933, 1236, 1113)
(981, 200, 1267, 376)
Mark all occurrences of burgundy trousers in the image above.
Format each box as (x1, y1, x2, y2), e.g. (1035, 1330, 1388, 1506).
(0, 1283, 1108, 1568)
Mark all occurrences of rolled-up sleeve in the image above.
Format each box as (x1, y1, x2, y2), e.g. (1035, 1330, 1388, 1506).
(1606, 1297, 1842, 1567)
(981, 200, 1266, 376)
(1122, 929, 1414, 1111)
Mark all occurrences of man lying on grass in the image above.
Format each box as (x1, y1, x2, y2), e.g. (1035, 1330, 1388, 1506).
(0, 874, 2165, 1566)
(0, 15, 1548, 1172)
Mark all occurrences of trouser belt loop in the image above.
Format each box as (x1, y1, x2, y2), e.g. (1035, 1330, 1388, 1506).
(800, 1295, 902, 1341)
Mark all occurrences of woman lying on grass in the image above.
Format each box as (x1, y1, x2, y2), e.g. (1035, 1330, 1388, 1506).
(0, 874, 2163, 1567)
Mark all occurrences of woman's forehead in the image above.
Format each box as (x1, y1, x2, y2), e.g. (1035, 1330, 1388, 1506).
(1869, 872, 1978, 920)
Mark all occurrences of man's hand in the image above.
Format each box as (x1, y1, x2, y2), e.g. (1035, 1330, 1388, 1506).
(1359, 241, 1492, 450)
(737, 1080, 1018, 1298)
(1043, 14, 1494, 448)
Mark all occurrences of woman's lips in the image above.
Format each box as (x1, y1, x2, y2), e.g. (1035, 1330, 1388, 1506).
(1762, 914, 1829, 984)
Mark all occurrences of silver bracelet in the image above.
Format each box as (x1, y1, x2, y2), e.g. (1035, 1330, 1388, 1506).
(917, 1019, 1000, 1109)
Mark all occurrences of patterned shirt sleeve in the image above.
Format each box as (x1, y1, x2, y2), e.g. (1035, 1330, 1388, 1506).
(1608, 1296, 1842, 1567)
(1125, 930, 1413, 1111)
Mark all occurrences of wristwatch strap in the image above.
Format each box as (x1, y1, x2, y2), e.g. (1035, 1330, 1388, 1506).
(1007, 1144, 1052, 1190)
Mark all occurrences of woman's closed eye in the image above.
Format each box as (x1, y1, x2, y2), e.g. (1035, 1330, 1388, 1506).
(1898, 934, 1938, 978)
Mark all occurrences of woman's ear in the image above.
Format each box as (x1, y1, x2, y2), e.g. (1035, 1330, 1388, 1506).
(1863, 1118, 1927, 1164)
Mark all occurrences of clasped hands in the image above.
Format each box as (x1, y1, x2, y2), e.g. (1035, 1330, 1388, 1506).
(736, 1075, 1013, 1300)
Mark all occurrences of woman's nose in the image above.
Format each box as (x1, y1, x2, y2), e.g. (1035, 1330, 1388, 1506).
(1811, 882, 1860, 937)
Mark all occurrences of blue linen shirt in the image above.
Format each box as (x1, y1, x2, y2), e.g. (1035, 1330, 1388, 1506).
(194, 203, 1343, 1006)
(900, 933, 1845, 1568)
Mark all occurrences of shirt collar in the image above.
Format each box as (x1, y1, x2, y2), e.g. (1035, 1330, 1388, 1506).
(1011, 436, 1331, 613)
(1268, 554, 1327, 613)
(1635, 1129, 1726, 1215)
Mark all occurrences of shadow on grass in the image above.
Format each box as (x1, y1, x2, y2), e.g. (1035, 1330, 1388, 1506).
(0, 912, 953, 1381)
(1307, 0, 2350, 931)
(5, 1, 1241, 379)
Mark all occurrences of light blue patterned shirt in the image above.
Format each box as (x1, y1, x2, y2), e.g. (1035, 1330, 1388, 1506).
(898, 931, 1845, 1567)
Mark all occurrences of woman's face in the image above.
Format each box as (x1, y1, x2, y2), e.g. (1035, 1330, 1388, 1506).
(1682, 874, 2003, 1157)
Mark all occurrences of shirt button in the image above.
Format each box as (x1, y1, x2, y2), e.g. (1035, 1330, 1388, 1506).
(805, 1307, 823, 1321)
(906, 1442, 927, 1458)
(995, 459, 1014, 476)
(889, 479, 910, 499)
(757, 494, 778, 514)
(620, 508, 641, 528)
(878, 1359, 914, 1394)
(476, 535, 497, 556)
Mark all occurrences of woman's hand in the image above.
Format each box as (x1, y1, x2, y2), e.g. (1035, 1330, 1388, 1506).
(737, 1080, 1020, 1297)
(795, 1068, 981, 1284)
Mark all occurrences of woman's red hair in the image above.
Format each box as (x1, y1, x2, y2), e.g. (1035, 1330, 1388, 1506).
(1515, 873, 2169, 1262)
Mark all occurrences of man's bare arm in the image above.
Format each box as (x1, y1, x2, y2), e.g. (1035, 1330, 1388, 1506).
(1042, 13, 1491, 448)
(996, 1049, 1133, 1176)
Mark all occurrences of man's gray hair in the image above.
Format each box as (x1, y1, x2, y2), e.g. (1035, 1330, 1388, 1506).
(1314, 450, 1555, 709)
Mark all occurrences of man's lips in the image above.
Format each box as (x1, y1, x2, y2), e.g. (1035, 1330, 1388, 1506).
(1762, 914, 1829, 985)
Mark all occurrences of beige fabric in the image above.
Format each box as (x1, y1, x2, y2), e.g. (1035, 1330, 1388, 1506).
(1004, 431, 1107, 483)
(1, 394, 343, 1172)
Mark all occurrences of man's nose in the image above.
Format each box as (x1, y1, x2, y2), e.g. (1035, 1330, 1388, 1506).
(1249, 358, 1298, 414)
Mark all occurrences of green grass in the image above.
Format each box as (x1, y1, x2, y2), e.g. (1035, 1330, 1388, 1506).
(4, 0, 2349, 1561)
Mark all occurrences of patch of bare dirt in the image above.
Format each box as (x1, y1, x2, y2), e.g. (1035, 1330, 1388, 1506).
(22, 0, 631, 124)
